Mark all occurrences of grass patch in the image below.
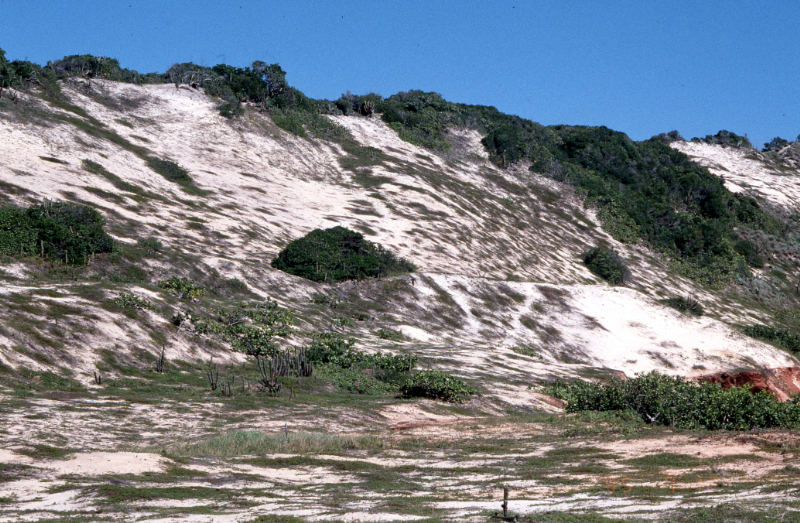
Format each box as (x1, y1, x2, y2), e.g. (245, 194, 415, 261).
(168, 430, 384, 458)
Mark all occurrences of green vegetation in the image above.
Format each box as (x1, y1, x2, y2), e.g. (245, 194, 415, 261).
(0, 200, 113, 265)
(113, 292, 152, 310)
(367, 91, 780, 287)
(306, 333, 417, 394)
(547, 371, 800, 430)
(693, 129, 753, 148)
(271, 226, 415, 283)
(400, 370, 476, 402)
(582, 246, 628, 285)
(660, 296, 704, 317)
(158, 277, 206, 300)
(146, 157, 192, 185)
(742, 325, 800, 354)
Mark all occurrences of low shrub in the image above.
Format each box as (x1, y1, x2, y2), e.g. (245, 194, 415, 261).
(158, 277, 206, 300)
(660, 296, 704, 317)
(271, 226, 415, 283)
(137, 237, 163, 255)
(146, 157, 192, 185)
(377, 328, 403, 341)
(113, 293, 151, 310)
(400, 370, 476, 402)
(546, 371, 800, 430)
(306, 333, 417, 394)
(217, 101, 244, 119)
(582, 246, 628, 285)
(742, 325, 800, 354)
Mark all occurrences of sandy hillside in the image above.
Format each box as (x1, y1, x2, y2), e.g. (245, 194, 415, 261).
(0, 79, 798, 402)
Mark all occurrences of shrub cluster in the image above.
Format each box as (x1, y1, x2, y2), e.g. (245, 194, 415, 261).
(742, 324, 800, 354)
(271, 226, 415, 283)
(187, 300, 295, 356)
(400, 370, 477, 403)
(0, 201, 113, 265)
(547, 371, 800, 430)
(582, 246, 628, 285)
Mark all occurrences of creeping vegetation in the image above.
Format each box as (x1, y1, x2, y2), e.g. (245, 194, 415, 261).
(271, 226, 415, 283)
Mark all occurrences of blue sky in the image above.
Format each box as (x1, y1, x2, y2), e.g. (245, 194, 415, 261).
(2, 0, 799, 148)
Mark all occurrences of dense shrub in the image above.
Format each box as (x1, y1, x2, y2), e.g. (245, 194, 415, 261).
(733, 239, 765, 268)
(582, 246, 628, 285)
(742, 325, 800, 354)
(0, 206, 38, 256)
(18, 201, 114, 265)
(271, 226, 415, 283)
(400, 370, 476, 402)
(693, 130, 753, 148)
(547, 371, 800, 430)
(217, 101, 244, 119)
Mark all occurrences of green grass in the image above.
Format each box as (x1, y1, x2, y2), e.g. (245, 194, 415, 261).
(167, 430, 384, 458)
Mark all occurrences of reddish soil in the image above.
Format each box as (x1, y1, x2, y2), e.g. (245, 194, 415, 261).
(695, 366, 800, 401)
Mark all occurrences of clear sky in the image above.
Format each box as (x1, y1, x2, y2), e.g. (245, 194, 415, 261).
(2, 0, 799, 148)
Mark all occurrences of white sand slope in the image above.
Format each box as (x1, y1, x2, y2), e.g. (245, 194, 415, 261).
(0, 81, 799, 407)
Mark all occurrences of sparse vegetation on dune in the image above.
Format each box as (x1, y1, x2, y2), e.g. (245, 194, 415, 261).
(4, 46, 800, 521)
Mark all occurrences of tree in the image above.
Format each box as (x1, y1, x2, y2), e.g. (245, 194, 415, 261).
(764, 137, 789, 152)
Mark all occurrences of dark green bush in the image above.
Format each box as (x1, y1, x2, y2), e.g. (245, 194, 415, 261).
(271, 226, 415, 283)
(26, 201, 114, 265)
(400, 370, 476, 402)
(146, 157, 192, 185)
(0, 206, 38, 256)
(660, 296, 704, 316)
(694, 130, 753, 148)
(733, 239, 765, 268)
(742, 325, 800, 354)
(547, 371, 800, 430)
(377, 328, 403, 341)
(217, 101, 244, 119)
(582, 247, 628, 285)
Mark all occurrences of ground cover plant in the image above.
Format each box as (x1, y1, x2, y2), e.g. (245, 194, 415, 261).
(547, 371, 800, 430)
(271, 226, 415, 283)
